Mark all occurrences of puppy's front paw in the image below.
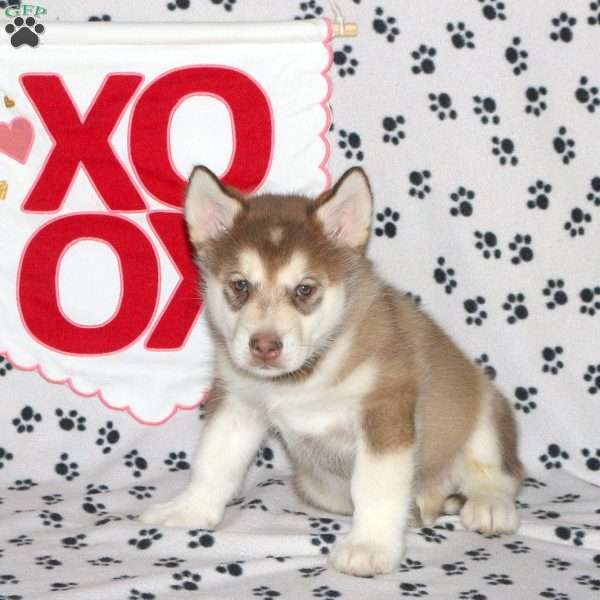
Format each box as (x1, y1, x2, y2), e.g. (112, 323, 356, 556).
(331, 537, 402, 576)
(140, 492, 223, 529)
(460, 494, 519, 535)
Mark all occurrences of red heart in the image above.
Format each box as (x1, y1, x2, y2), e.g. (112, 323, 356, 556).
(0, 117, 35, 164)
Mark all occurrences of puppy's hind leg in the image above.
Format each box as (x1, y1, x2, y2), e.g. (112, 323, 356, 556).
(458, 390, 523, 535)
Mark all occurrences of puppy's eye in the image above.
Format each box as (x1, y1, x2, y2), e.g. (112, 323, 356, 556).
(231, 279, 249, 294)
(295, 283, 314, 298)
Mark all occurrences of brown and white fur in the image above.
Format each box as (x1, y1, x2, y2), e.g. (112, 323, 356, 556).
(141, 166, 523, 576)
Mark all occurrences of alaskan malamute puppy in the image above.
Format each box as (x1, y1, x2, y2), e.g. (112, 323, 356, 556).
(142, 166, 523, 576)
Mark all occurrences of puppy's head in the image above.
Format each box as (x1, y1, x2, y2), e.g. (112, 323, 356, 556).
(184, 167, 373, 379)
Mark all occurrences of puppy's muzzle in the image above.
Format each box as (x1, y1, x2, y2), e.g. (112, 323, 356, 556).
(249, 332, 283, 366)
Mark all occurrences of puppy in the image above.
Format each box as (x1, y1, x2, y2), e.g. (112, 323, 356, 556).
(141, 166, 523, 576)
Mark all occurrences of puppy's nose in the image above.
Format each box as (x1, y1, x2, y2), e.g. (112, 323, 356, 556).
(249, 332, 283, 362)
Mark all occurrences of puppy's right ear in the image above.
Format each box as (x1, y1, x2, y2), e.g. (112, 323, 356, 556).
(184, 166, 245, 245)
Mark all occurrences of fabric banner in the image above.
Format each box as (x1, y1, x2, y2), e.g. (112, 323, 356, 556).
(0, 19, 332, 423)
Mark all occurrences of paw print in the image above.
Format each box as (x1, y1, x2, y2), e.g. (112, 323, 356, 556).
(553, 127, 576, 164)
(475, 353, 497, 380)
(333, 45, 358, 77)
(575, 574, 600, 591)
(525, 86, 548, 116)
(313, 585, 342, 598)
(579, 286, 600, 315)
(491, 136, 518, 166)
(418, 525, 450, 544)
(167, 0, 191, 10)
(88, 556, 122, 567)
(532, 509, 561, 520)
(552, 494, 580, 504)
(540, 444, 569, 469)
(479, 0, 506, 20)
(433, 257, 457, 294)
(61, 533, 87, 549)
(508, 234, 533, 264)
(338, 129, 364, 160)
(374, 207, 400, 238)
(399, 582, 429, 597)
(464, 297, 487, 326)
(504, 540, 530, 554)
(253, 585, 282, 597)
(373, 6, 400, 42)
(82, 494, 106, 515)
(473, 95, 500, 125)
(299, 566, 326, 577)
(523, 476, 547, 489)
(56, 408, 86, 432)
(382, 115, 405, 144)
(50, 582, 78, 592)
(154, 556, 186, 568)
(295, 1, 323, 20)
(55, 453, 80, 481)
(527, 180, 552, 210)
(502, 293, 528, 324)
(216, 561, 244, 576)
(129, 485, 156, 500)
(545, 557, 571, 571)
(164, 451, 190, 472)
(442, 561, 468, 575)
(542, 346, 564, 374)
(555, 525, 585, 546)
(408, 170, 432, 199)
(171, 569, 202, 591)
(581, 448, 600, 471)
(411, 44, 436, 74)
(39, 510, 63, 529)
(465, 547, 491, 561)
(514, 386, 538, 414)
(35, 555, 62, 570)
(209, 0, 236, 12)
(543, 279, 568, 309)
(460, 591, 488, 600)
(188, 528, 216, 549)
(12, 405, 42, 433)
(450, 186, 475, 217)
(505, 37, 528, 76)
(128, 528, 163, 550)
(447, 22, 475, 49)
(308, 517, 341, 555)
(241, 498, 268, 511)
(589, 1, 600, 25)
(96, 421, 120, 453)
(399, 557, 424, 572)
(124, 450, 148, 478)
(474, 230, 501, 259)
(256, 445, 274, 468)
(5, 16, 45, 48)
(9, 478, 37, 491)
(587, 176, 600, 206)
(0, 356, 13, 376)
(42, 493, 63, 505)
(575, 76, 600, 113)
(583, 363, 600, 395)
(483, 573, 513, 585)
(550, 12, 577, 43)
(539, 588, 570, 600)
(429, 92, 457, 120)
(0, 446, 14, 469)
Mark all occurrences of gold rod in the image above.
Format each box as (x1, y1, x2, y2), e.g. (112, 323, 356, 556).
(332, 22, 358, 38)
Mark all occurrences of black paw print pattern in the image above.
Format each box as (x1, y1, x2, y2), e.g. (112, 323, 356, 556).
(505, 37, 528, 75)
(553, 127, 576, 164)
(473, 95, 500, 125)
(502, 293, 529, 324)
(0, 355, 13, 376)
(128, 528, 163, 551)
(474, 230, 501, 259)
(442, 561, 468, 575)
(581, 448, 600, 471)
(333, 45, 358, 77)
(550, 12, 577, 43)
(164, 451, 190, 471)
(578, 286, 600, 315)
(464, 296, 488, 326)
(171, 569, 202, 591)
(447, 22, 475, 49)
(525, 86, 548, 116)
(542, 346, 564, 374)
(583, 363, 600, 395)
(167, 0, 191, 10)
(433, 257, 457, 294)
(295, 1, 323, 20)
(374, 207, 400, 238)
(399, 582, 429, 597)
(540, 444, 569, 469)
(492, 136, 518, 165)
(450, 187, 475, 217)
(575, 76, 600, 113)
(56, 409, 86, 432)
(543, 278, 568, 309)
(475, 353, 497, 380)
(382, 115, 405, 144)
(528, 180, 552, 210)
(479, 0, 506, 21)
(188, 529, 216, 549)
(408, 170, 432, 199)
(338, 129, 364, 160)
(514, 386, 538, 414)
(373, 6, 400, 42)
(55, 453, 80, 481)
(564, 207, 592, 237)
(308, 517, 341, 555)
(555, 526, 585, 546)
(508, 234, 533, 264)
(5, 16, 44, 48)
(590, 1, 600, 25)
(256, 445, 274, 469)
(429, 92, 458, 120)
(587, 176, 600, 206)
(411, 44, 436, 74)
(313, 585, 343, 598)
(124, 450, 148, 478)
(12, 405, 41, 433)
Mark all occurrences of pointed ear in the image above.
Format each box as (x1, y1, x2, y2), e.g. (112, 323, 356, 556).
(314, 167, 373, 249)
(184, 166, 245, 245)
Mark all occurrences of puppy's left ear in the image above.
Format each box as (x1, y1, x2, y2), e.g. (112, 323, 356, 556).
(314, 167, 373, 250)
